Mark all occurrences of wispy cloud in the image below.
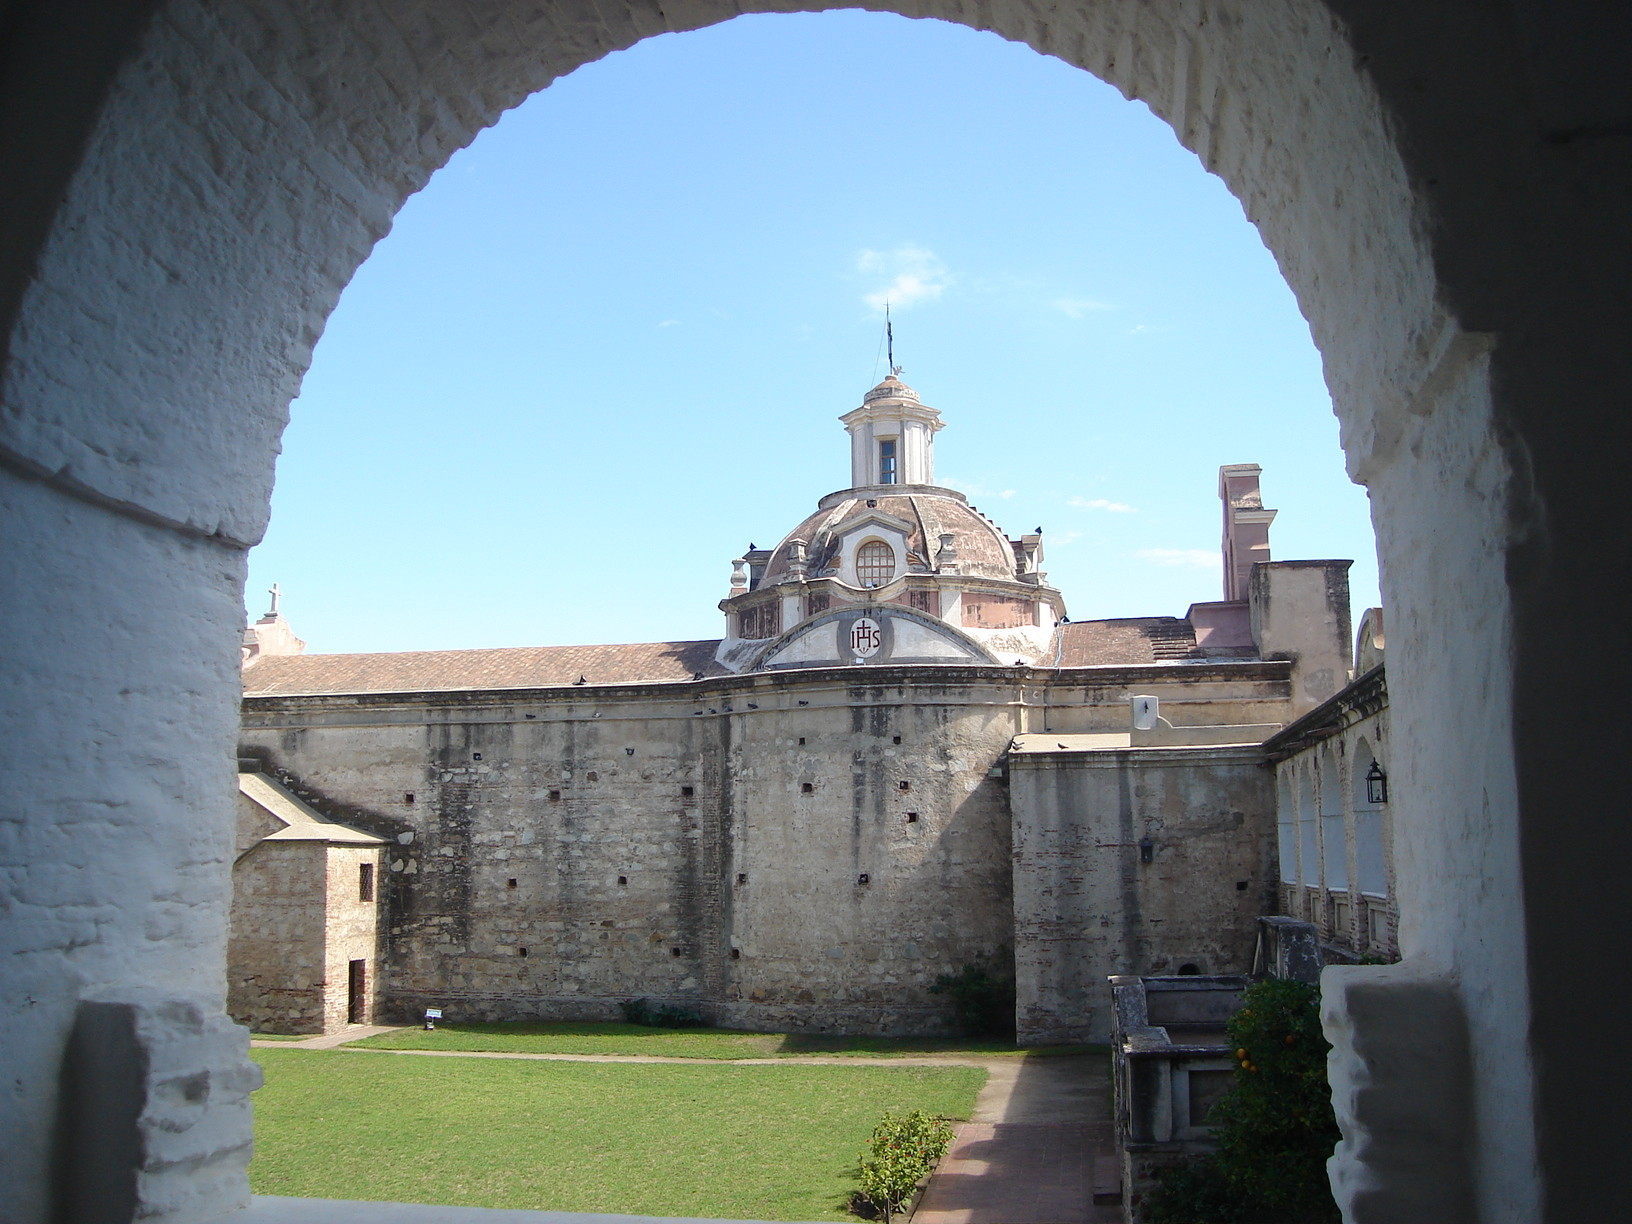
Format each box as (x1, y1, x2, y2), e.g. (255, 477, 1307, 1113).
(858, 246, 950, 313)
(1069, 496, 1136, 514)
(943, 477, 1015, 501)
(1048, 529, 1084, 547)
(1054, 297, 1113, 319)
(1136, 548, 1218, 570)
(657, 319, 680, 328)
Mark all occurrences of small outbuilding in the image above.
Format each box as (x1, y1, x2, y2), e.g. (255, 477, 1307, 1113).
(229, 769, 386, 1034)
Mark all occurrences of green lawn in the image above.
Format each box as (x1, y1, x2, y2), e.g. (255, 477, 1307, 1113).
(349, 1020, 1089, 1059)
(249, 1049, 984, 1219)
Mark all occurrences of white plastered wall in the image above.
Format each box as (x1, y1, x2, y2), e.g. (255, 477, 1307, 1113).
(7, 1, 1614, 1221)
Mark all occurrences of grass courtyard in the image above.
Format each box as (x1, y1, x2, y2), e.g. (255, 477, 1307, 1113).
(249, 1048, 985, 1219)
(348, 1019, 1065, 1060)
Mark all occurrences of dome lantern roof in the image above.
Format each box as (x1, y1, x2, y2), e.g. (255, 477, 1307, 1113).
(862, 373, 921, 404)
(840, 372, 944, 487)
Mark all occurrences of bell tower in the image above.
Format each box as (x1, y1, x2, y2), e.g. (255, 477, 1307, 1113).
(839, 373, 945, 488)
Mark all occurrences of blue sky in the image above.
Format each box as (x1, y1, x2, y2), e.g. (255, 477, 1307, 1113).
(247, 11, 1380, 654)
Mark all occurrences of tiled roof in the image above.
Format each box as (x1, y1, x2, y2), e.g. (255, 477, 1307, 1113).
(1056, 617, 1206, 667)
(762, 492, 1017, 585)
(243, 640, 727, 697)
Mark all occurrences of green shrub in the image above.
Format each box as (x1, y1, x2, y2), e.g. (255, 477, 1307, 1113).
(618, 998, 706, 1029)
(1141, 978, 1340, 1224)
(929, 961, 1016, 1037)
(856, 1109, 954, 1223)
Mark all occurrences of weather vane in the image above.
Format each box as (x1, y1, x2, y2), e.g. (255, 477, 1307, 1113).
(887, 303, 901, 377)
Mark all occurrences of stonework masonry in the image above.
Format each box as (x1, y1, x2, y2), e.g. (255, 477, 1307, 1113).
(1010, 743, 1277, 1043)
(239, 662, 1291, 1037)
(228, 777, 384, 1034)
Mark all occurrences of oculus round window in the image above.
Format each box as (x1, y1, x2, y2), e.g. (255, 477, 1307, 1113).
(856, 540, 896, 587)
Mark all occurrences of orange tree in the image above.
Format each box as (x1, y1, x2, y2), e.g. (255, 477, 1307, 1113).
(1143, 978, 1340, 1223)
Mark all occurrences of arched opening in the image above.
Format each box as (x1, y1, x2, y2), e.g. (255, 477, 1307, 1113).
(1352, 737, 1387, 901)
(12, 4, 1622, 1222)
(1276, 771, 1296, 890)
(1319, 744, 1348, 940)
(1296, 765, 1319, 917)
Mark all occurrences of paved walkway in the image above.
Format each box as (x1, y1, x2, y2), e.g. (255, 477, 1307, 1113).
(252, 1024, 401, 1049)
(244, 1033, 1120, 1224)
(914, 1054, 1119, 1224)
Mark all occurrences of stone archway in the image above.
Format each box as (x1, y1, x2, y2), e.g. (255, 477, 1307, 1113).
(6, 3, 1628, 1222)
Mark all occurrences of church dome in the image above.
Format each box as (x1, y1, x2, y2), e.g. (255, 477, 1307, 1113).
(761, 489, 1018, 587)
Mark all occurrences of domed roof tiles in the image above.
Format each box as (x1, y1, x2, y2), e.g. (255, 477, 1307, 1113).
(862, 374, 920, 403)
(761, 491, 1017, 586)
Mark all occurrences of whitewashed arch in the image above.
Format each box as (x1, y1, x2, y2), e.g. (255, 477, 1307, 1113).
(1320, 744, 1348, 892)
(1353, 735, 1387, 898)
(1297, 762, 1319, 893)
(9, 3, 1619, 1221)
(1276, 768, 1296, 886)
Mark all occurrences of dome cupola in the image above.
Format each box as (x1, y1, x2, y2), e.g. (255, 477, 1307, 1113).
(840, 371, 944, 488)
(715, 369, 1065, 675)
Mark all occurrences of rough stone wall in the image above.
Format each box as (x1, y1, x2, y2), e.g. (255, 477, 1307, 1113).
(1010, 746, 1275, 1043)
(227, 842, 329, 1034)
(238, 663, 1296, 1036)
(240, 669, 1024, 1033)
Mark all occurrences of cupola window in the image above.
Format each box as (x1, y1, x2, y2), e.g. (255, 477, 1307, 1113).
(878, 439, 898, 484)
(857, 540, 896, 588)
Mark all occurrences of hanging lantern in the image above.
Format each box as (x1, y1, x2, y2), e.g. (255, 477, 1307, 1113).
(1365, 760, 1389, 804)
